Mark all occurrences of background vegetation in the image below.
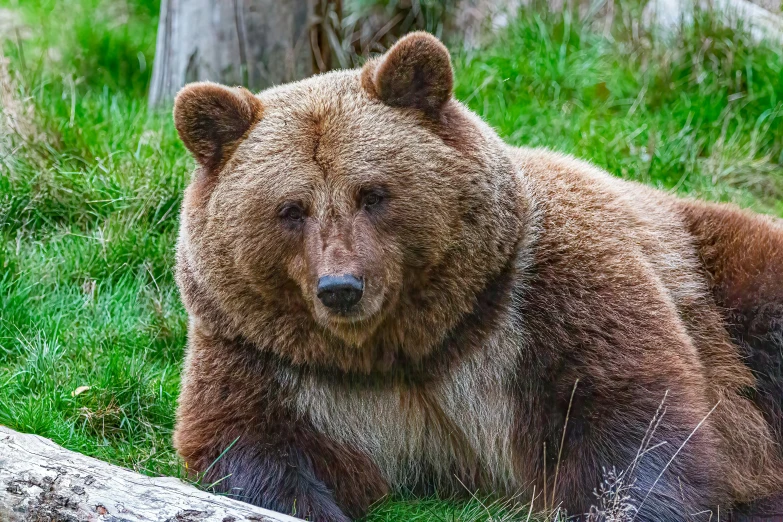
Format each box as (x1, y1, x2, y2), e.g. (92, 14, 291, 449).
(1, 0, 782, 519)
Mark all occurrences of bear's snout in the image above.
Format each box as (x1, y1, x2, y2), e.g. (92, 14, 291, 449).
(316, 274, 364, 311)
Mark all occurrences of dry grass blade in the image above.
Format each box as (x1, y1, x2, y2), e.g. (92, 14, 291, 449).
(631, 400, 722, 521)
(550, 378, 579, 510)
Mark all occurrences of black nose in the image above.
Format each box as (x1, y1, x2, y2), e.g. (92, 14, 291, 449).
(317, 275, 364, 311)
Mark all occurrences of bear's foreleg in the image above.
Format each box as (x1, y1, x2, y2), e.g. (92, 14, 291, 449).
(173, 329, 388, 521)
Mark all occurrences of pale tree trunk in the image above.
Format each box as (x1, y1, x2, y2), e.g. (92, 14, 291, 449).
(0, 425, 304, 522)
(148, 0, 321, 106)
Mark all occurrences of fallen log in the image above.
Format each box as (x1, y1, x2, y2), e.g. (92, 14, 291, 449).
(0, 425, 304, 522)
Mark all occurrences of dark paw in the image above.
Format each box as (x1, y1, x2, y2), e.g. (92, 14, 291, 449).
(733, 493, 783, 522)
(293, 494, 351, 522)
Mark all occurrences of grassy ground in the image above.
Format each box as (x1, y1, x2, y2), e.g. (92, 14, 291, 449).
(1, 0, 782, 520)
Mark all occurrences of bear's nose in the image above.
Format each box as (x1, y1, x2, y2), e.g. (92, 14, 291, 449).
(317, 275, 364, 311)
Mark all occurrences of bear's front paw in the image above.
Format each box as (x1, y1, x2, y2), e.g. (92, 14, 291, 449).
(291, 493, 352, 522)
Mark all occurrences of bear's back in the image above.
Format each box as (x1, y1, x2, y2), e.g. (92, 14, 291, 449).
(509, 146, 779, 501)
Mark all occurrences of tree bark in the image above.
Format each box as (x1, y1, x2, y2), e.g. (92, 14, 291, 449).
(0, 425, 304, 522)
(148, 0, 319, 107)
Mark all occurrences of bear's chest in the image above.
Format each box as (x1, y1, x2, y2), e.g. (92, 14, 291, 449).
(287, 335, 526, 493)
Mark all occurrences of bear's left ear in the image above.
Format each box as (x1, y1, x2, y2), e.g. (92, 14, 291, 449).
(362, 32, 453, 117)
(173, 82, 264, 171)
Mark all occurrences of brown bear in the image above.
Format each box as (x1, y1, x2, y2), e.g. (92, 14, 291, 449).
(171, 32, 783, 521)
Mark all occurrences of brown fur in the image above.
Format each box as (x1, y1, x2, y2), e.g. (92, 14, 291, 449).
(173, 32, 783, 521)
(173, 82, 263, 171)
(362, 31, 453, 117)
(677, 201, 783, 454)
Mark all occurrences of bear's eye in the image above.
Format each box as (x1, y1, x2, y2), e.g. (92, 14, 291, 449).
(279, 203, 305, 224)
(362, 191, 384, 210)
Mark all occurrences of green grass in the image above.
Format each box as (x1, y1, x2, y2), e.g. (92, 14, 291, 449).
(1, 0, 782, 520)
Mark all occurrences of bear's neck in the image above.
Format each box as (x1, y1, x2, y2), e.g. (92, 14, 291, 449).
(301, 245, 527, 385)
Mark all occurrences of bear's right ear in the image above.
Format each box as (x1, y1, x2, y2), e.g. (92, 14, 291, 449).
(362, 32, 453, 117)
(173, 82, 263, 171)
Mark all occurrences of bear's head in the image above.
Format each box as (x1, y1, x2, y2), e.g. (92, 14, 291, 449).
(174, 33, 525, 374)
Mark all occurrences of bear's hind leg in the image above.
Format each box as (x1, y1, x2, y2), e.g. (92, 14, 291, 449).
(678, 202, 783, 445)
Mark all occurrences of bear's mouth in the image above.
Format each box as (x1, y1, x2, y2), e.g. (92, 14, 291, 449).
(311, 297, 370, 325)
(312, 289, 390, 343)
(325, 308, 366, 323)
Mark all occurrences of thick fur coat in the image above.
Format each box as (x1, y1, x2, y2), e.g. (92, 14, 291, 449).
(172, 32, 783, 521)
